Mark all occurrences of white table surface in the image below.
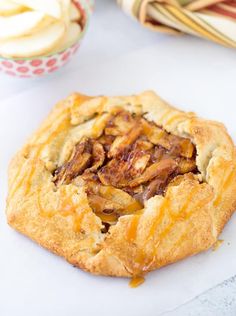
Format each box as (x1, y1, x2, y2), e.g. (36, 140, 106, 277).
(0, 0, 236, 315)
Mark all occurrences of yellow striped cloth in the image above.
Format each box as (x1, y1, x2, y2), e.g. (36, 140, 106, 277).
(118, 0, 236, 47)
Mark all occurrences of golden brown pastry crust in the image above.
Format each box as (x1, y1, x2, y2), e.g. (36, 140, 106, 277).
(6, 91, 236, 277)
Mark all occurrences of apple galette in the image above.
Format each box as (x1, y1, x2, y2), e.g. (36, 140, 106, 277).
(6, 91, 236, 277)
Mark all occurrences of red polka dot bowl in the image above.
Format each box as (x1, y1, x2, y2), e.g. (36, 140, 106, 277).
(0, 0, 92, 78)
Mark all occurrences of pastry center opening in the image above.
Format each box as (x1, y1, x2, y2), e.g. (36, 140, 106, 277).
(53, 109, 198, 230)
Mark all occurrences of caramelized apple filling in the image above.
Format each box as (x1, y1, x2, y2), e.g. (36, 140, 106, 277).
(53, 110, 198, 228)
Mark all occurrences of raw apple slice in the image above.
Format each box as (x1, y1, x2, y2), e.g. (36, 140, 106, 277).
(52, 22, 81, 53)
(0, 11, 46, 40)
(0, 0, 25, 16)
(12, 0, 62, 18)
(69, 2, 81, 21)
(0, 21, 65, 58)
(59, 0, 70, 26)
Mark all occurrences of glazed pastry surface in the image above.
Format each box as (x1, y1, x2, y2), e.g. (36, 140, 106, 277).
(6, 91, 236, 277)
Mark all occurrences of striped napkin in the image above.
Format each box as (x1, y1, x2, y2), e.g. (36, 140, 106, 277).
(118, 0, 236, 47)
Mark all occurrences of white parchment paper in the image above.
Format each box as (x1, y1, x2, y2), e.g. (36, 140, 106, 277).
(0, 42, 236, 316)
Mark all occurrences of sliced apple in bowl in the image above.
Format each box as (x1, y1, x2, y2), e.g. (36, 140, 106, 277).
(0, 11, 48, 40)
(0, 21, 66, 58)
(11, 0, 62, 18)
(0, 0, 26, 16)
(0, 0, 90, 77)
(60, 0, 71, 26)
(70, 2, 81, 22)
(52, 21, 81, 53)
